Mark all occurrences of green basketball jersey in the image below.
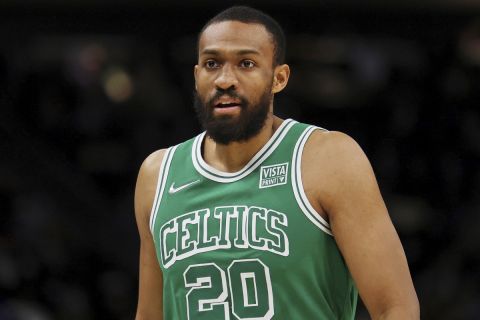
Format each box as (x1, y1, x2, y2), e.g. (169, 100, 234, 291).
(150, 119, 358, 319)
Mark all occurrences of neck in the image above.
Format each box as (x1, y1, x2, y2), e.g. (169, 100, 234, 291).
(203, 114, 283, 173)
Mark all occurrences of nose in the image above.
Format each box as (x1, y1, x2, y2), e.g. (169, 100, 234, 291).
(214, 64, 238, 90)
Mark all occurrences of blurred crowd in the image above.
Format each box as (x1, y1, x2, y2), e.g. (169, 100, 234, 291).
(0, 4, 479, 320)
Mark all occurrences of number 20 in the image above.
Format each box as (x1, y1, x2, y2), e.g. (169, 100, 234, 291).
(183, 259, 274, 320)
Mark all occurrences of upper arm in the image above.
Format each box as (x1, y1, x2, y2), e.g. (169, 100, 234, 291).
(134, 149, 167, 320)
(304, 131, 419, 319)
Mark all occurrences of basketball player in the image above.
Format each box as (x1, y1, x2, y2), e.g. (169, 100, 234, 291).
(134, 6, 419, 320)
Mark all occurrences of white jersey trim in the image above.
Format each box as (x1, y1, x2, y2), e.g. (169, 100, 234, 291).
(291, 126, 332, 236)
(192, 119, 296, 183)
(149, 145, 178, 234)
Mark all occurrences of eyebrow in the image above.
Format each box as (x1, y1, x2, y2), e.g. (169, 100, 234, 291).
(200, 48, 261, 56)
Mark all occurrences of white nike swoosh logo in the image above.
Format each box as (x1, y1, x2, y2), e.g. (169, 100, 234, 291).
(169, 180, 200, 194)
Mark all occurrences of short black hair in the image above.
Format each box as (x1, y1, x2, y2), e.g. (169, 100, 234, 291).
(198, 6, 286, 66)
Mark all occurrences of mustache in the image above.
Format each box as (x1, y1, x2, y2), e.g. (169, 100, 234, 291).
(206, 88, 247, 107)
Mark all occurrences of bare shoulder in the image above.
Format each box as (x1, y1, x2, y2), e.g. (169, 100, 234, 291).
(303, 129, 373, 178)
(135, 149, 168, 229)
(141, 149, 167, 172)
(137, 149, 168, 196)
(303, 130, 367, 163)
(301, 130, 377, 216)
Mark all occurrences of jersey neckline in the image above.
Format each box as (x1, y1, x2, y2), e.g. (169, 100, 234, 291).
(192, 119, 296, 183)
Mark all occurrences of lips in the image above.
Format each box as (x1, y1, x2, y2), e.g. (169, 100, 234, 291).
(215, 102, 242, 108)
(213, 96, 242, 108)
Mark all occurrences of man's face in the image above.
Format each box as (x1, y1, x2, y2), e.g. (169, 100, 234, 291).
(194, 21, 276, 145)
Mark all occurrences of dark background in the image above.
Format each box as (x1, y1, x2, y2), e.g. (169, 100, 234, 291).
(1, 1, 479, 319)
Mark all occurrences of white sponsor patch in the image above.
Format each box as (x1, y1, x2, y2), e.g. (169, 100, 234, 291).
(259, 163, 289, 189)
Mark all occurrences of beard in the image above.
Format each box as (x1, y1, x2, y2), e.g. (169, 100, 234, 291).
(193, 85, 273, 145)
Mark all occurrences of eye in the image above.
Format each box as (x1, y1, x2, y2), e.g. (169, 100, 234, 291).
(240, 60, 256, 69)
(205, 60, 220, 69)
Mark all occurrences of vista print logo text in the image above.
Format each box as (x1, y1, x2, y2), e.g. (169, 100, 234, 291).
(259, 163, 289, 189)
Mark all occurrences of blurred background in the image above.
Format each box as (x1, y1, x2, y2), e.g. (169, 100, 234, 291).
(0, 0, 479, 319)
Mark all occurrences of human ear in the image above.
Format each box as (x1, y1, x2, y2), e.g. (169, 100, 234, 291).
(272, 64, 290, 94)
(194, 65, 199, 90)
